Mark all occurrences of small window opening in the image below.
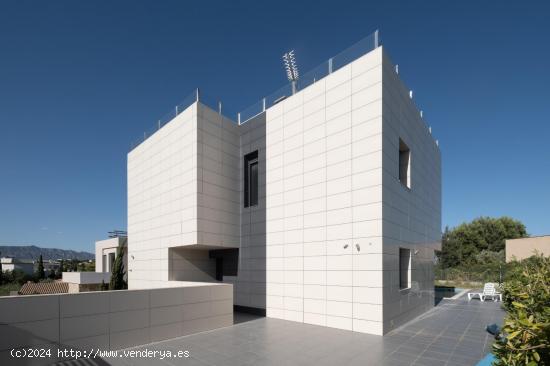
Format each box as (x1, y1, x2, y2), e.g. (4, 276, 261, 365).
(399, 138, 411, 189)
(399, 248, 411, 289)
(244, 151, 258, 207)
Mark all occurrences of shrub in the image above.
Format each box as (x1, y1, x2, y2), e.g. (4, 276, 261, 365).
(492, 254, 550, 365)
(5, 269, 35, 285)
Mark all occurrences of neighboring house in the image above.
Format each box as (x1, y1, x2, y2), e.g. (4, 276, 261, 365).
(127, 32, 441, 335)
(0, 257, 34, 275)
(61, 234, 127, 292)
(18, 281, 69, 295)
(61, 271, 110, 293)
(95, 235, 127, 273)
(505, 235, 550, 262)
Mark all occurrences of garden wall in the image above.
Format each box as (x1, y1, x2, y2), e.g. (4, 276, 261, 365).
(0, 282, 232, 364)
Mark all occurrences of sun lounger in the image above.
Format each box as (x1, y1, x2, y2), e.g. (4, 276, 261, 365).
(468, 283, 502, 302)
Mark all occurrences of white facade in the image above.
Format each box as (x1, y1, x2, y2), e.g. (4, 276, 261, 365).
(127, 43, 441, 335)
(127, 104, 240, 289)
(95, 237, 127, 274)
(62, 271, 112, 294)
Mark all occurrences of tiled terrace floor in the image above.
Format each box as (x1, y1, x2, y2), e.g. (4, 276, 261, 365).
(60, 294, 505, 366)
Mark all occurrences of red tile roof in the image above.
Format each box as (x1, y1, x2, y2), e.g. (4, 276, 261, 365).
(18, 282, 69, 295)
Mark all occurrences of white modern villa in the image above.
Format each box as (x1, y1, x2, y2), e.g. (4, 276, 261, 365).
(60, 235, 127, 292)
(0, 30, 442, 365)
(95, 235, 128, 274)
(127, 31, 441, 335)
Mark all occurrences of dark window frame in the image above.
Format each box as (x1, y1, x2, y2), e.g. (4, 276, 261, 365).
(244, 151, 258, 208)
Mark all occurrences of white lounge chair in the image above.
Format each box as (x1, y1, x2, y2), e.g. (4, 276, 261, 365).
(468, 283, 502, 302)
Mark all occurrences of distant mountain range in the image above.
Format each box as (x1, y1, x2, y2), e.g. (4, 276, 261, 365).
(0, 245, 94, 261)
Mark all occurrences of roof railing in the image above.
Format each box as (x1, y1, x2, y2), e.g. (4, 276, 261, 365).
(237, 29, 380, 124)
(129, 89, 231, 151)
(130, 30, 387, 148)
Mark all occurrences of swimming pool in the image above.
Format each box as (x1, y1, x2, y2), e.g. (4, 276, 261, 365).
(435, 286, 465, 305)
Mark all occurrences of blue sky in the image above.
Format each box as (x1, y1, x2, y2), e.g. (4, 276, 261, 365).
(0, 1, 549, 253)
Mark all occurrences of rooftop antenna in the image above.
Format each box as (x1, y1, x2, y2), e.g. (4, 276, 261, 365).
(108, 230, 127, 238)
(283, 50, 299, 95)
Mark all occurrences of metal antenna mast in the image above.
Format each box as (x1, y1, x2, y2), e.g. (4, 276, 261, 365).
(282, 50, 299, 95)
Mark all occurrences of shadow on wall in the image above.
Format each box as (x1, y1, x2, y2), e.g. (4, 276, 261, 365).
(237, 112, 267, 313)
(169, 247, 217, 282)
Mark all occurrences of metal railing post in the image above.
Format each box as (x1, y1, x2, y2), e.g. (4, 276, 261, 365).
(374, 29, 379, 48)
(262, 98, 266, 112)
(218, 101, 222, 115)
(237, 112, 241, 124)
(328, 58, 333, 74)
(176, 105, 178, 115)
(196, 88, 200, 102)
(158, 120, 161, 130)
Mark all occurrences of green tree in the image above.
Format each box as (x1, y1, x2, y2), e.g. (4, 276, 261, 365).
(36, 255, 45, 280)
(8, 269, 32, 285)
(493, 254, 550, 365)
(69, 258, 78, 271)
(48, 269, 56, 280)
(439, 217, 527, 268)
(109, 246, 127, 290)
(56, 259, 64, 279)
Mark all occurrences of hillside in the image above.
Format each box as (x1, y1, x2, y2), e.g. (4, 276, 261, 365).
(0, 245, 94, 261)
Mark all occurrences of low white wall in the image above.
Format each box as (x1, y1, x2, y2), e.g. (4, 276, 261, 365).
(0, 282, 233, 365)
(62, 271, 111, 285)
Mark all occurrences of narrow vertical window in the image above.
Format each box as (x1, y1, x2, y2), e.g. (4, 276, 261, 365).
(399, 248, 411, 289)
(244, 151, 258, 207)
(399, 138, 411, 189)
(102, 254, 107, 272)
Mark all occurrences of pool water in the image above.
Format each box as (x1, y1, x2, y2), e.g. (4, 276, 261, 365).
(434, 286, 464, 305)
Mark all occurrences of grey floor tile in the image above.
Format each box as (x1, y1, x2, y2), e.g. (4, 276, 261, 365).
(90, 302, 504, 366)
(447, 353, 481, 365)
(413, 357, 446, 366)
(420, 350, 449, 361)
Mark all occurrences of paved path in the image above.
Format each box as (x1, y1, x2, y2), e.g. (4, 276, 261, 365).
(57, 294, 505, 366)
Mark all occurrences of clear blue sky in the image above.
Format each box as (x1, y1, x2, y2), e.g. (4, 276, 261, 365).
(1, 1, 549, 253)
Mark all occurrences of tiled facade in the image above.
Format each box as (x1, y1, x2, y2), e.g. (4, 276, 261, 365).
(127, 44, 441, 335)
(128, 105, 198, 288)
